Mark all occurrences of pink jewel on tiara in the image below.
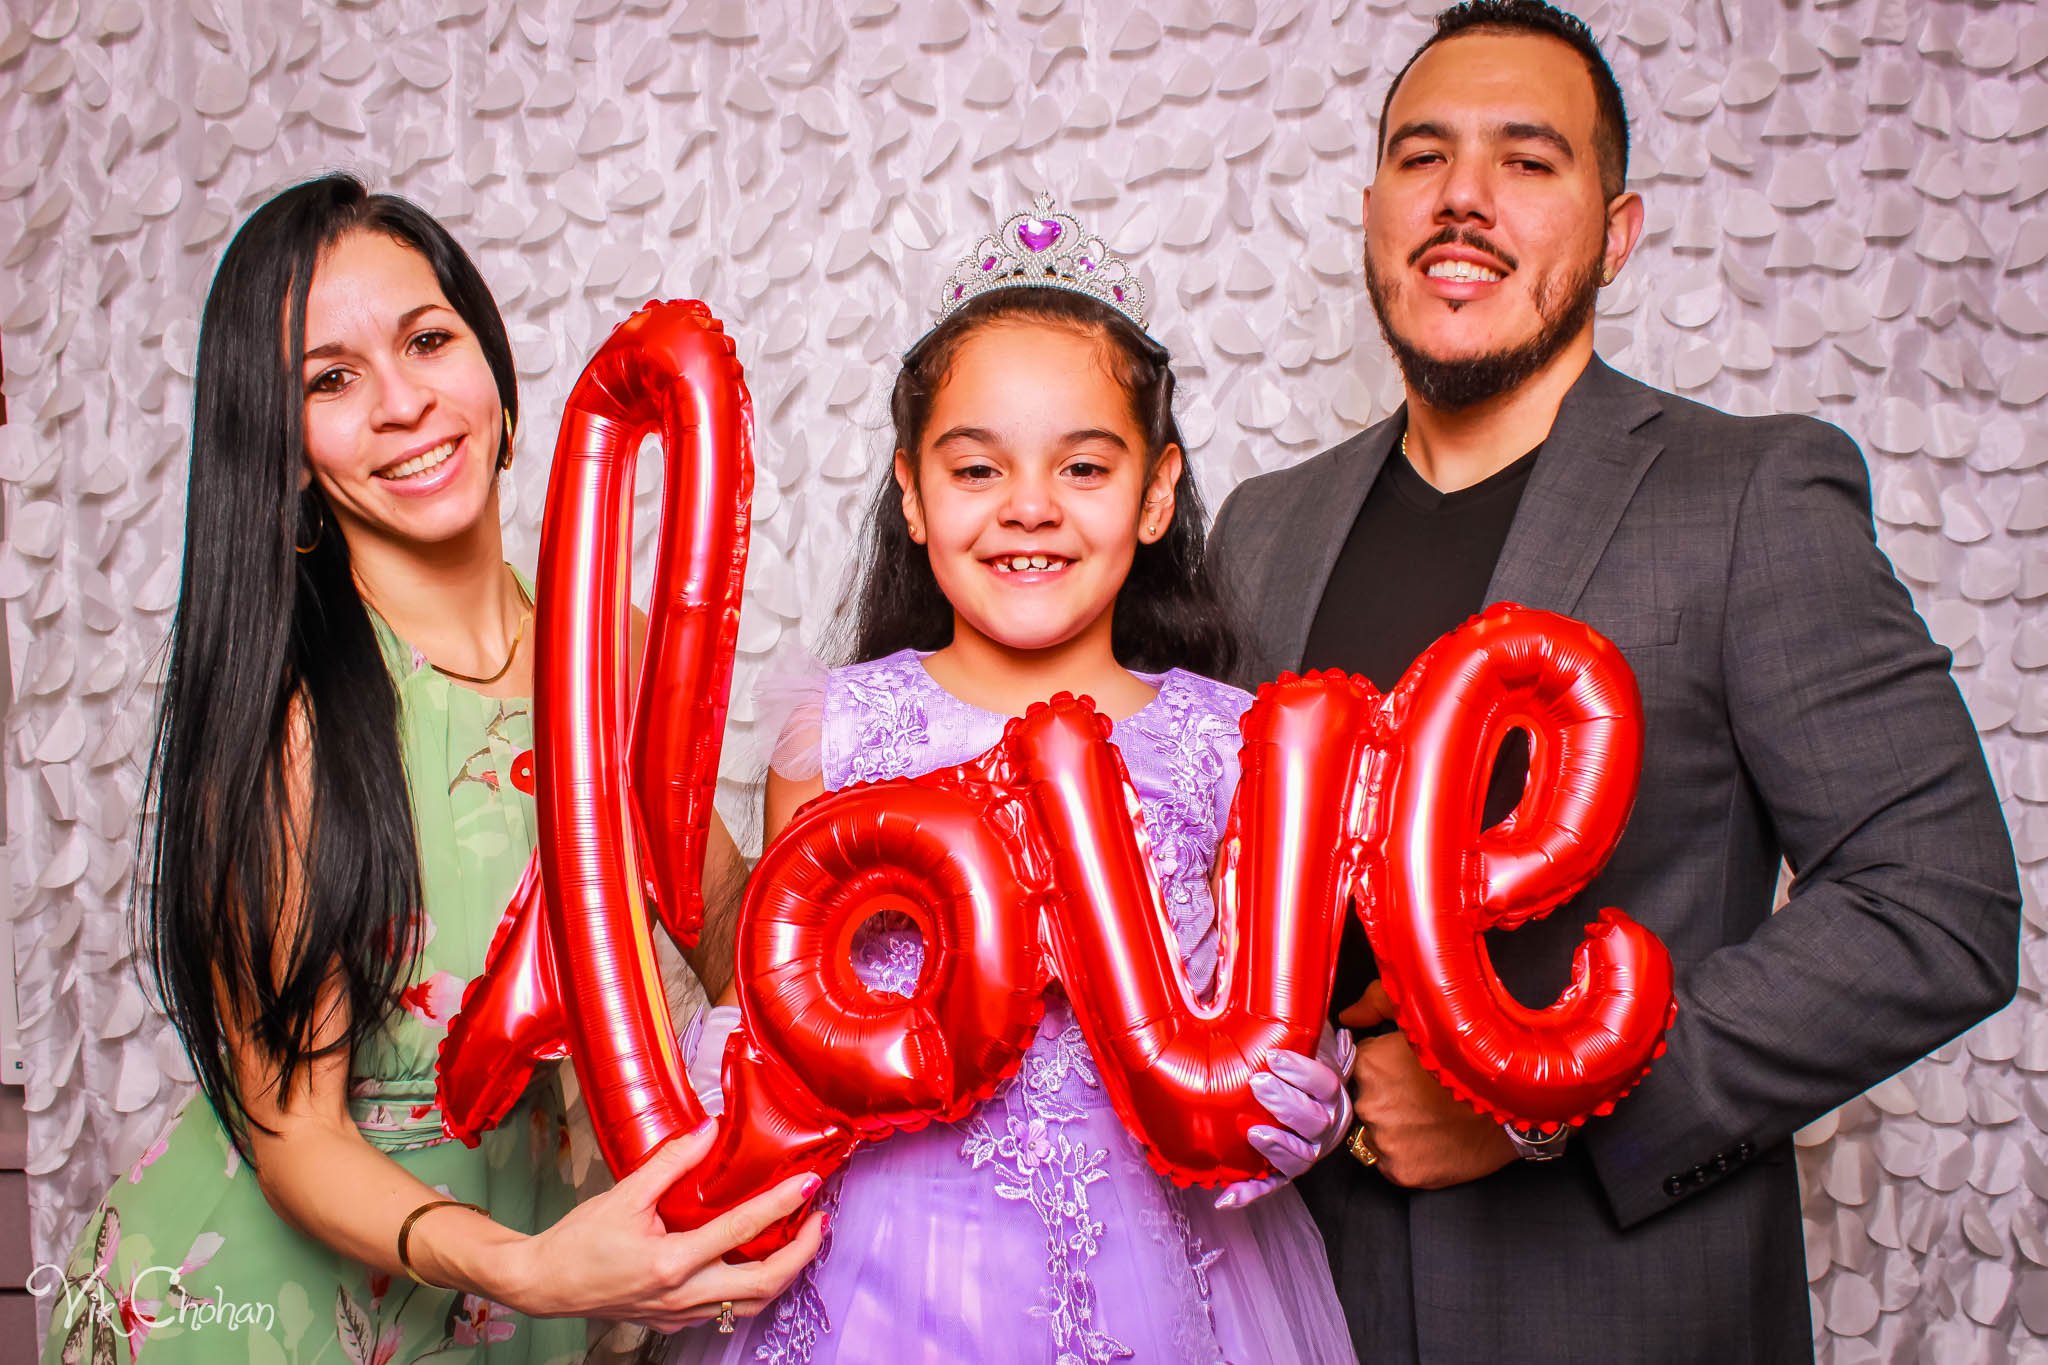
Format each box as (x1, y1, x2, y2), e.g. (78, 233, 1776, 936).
(1017, 218, 1062, 252)
(932, 192, 1149, 330)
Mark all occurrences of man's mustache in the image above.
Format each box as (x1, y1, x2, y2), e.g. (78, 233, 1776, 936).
(1405, 227, 1518, 272)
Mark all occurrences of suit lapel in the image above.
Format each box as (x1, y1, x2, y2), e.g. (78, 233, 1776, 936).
(1485, 357, 1665, 616)
(1271, 422, 1397, 674)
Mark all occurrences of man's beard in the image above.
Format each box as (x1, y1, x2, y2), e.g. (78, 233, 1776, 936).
(1364, 233, 1602, 413)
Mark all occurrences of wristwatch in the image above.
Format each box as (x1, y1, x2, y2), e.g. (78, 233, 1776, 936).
(1503, 1122, 1570, 1162)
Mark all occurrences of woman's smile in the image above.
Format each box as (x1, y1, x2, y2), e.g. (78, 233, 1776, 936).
(371, 432, 469, 495)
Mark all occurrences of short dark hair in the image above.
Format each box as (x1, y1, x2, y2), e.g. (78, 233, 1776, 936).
(1376, 0, 1630, 200)
(847, 287, 1237, 679)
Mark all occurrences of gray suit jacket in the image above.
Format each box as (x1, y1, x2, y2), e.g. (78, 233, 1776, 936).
(1207, 357, 2020, 1364)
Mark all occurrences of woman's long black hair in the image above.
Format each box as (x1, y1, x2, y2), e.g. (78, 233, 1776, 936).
(146, 175, 517, 1155)
(848, 287, 1237, 678)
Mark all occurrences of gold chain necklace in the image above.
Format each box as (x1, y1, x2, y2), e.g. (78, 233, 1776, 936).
(428, 577, 534, 687)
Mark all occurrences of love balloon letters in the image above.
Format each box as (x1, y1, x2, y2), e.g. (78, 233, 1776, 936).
(437, 302, 1677, 1255)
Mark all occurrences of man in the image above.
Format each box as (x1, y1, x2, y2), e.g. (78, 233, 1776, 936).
(1206, 3, 2022, 1361)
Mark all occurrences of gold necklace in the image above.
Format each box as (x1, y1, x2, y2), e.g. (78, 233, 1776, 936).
(429, 577, 534, 686)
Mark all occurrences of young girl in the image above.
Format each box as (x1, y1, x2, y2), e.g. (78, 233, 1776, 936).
(672, 200, 1357, 1363)
(38, 177, 820, 1365)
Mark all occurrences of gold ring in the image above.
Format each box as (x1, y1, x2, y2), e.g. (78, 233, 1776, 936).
(716, 1301, 736, 1334)
(1345, 1124, 1381, 1169)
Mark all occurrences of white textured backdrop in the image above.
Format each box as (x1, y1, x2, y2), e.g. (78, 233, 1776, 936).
(3, 0, 2044, 1357)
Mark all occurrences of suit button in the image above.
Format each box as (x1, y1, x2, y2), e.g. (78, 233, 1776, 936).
(1664, 1175, 1687, 1197)
(1735, 1142, 1754, 1162)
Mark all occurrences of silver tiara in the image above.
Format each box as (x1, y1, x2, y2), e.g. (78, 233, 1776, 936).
(935, 194, 1148, 330)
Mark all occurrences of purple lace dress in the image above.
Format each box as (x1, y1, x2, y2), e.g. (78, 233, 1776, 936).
(669, 650, 1356, 1365)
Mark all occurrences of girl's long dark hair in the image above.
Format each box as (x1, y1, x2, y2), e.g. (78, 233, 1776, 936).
(848, 288, 1237, 677)
(147, 175, 517, 1155)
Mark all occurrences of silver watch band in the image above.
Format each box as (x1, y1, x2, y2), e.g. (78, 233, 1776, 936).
(1503, 1122, 1570, 1162)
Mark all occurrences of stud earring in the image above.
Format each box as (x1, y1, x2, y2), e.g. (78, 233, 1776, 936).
(1600, 265, 1615, 286)
(499, 411, 516, 471)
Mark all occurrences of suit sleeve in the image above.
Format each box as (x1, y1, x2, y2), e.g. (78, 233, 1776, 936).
(1580, 422, 2022, 1229)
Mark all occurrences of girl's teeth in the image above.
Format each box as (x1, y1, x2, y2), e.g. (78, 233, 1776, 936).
(997, 554, 1065, 573)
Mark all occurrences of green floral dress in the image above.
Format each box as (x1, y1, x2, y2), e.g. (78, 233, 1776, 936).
(41, 588, 585, 1365)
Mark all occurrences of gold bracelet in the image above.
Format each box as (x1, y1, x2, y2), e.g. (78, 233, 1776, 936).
(397, 1198, 486, 1288)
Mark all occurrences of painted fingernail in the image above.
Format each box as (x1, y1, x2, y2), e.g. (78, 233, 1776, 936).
(1215, 1190, 1238, 1209)
(820, 1212, 832, 1235)
(799, 1173, 823, 1197)
(687, 1116, 716, 1138)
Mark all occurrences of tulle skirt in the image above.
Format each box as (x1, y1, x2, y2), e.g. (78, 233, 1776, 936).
(666, 1007, 1356, 1365)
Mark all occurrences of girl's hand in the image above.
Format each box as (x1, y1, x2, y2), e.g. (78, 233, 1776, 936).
(681, 1005, 744, 1116)
(1212, 1025, 1356, 1210)
(507, 1123, 825, 1331)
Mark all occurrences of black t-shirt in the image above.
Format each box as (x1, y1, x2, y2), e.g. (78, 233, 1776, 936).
(1301, 437, 1541, 1022)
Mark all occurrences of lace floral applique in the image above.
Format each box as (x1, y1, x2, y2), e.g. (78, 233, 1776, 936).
(849, 910, 925, 997)
(840, 670, 931, 784)
(1117, 677, 1241, 999)
(751, 1183, 842, 1363)
(1138, 1186, 1226, 1361)
(960, 1012, 1133, 1365)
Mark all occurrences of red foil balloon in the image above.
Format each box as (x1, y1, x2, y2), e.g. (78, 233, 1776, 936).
(1357, 603, 1676, 1131)
(436, 857, 569, 1142)
(652, 749, 1054, 1251)
(1014, 693, 1360, 1184)
(440, 300, 749, 1180)
(665, 691, 1362, 1205)
(438, 297, 1675, 1249)
(736, 766, 1049, 1134)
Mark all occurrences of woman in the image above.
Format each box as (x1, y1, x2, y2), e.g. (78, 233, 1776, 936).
(38, 176, 820, 1365)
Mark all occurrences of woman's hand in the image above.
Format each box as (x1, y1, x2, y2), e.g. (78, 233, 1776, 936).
(1212, 1024, 1356, 1210)
(502, 1121, 825, 1331)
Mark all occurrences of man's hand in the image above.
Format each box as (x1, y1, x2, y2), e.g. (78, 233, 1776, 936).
(1341, 980, 1517, 1189)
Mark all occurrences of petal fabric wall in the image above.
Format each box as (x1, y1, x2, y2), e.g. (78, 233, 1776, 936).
(1, 0, 2043, 1356)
